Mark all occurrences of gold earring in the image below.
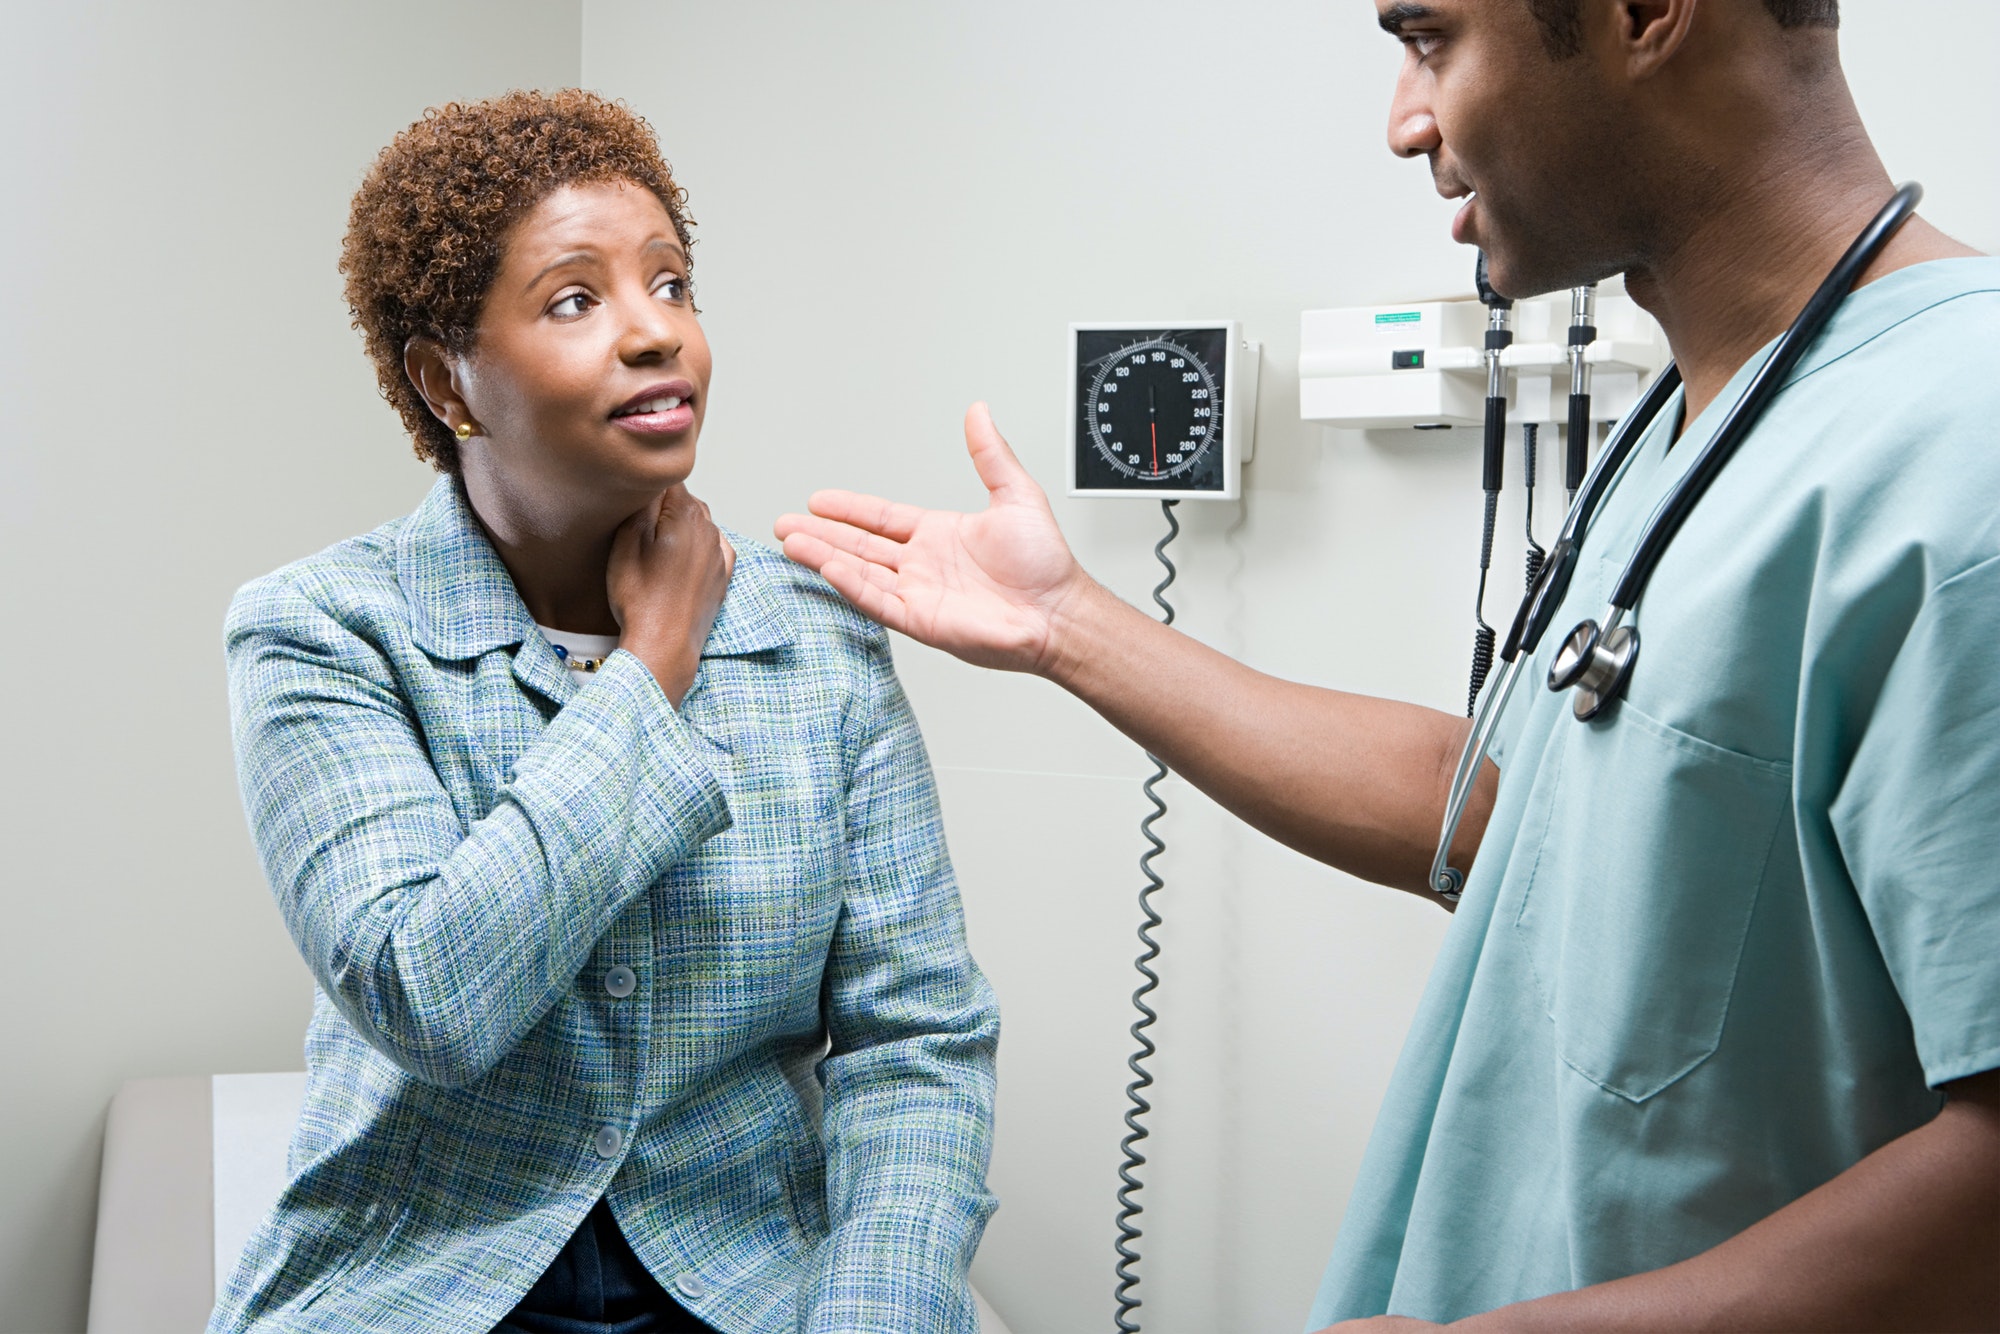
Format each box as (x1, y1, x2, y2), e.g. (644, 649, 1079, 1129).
(454, 421, 474, 442)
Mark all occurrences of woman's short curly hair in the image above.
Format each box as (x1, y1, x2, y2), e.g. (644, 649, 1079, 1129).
(341, 89, 695, 472)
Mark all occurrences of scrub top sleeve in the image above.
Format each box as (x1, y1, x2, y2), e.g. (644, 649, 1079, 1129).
(1830, 553, 2000, 1088)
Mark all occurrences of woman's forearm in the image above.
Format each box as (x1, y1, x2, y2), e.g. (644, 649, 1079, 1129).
(339, 654, 728, 1083)
(1045, 577, 1495, 897)
(233, 584, 729, 1085)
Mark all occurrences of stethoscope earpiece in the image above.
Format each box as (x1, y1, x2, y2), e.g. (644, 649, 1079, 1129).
(1548, 616, 1640, 721)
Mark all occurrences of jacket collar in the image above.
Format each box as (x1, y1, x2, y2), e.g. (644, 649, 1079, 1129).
(396, 477, 794, 666)
(398, 478, 534, 661)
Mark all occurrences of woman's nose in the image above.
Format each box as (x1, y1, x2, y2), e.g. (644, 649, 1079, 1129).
(1388, 67, 1441, 160)
(617, 290, 682, 363)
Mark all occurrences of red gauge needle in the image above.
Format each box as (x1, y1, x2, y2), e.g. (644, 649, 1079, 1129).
(1149, 384, 1160, 475)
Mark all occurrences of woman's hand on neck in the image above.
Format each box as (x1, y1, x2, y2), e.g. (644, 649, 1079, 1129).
(459, 458, 656, 637)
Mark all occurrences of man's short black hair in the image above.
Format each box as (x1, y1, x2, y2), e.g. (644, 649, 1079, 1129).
(1527, 0, 1837, 58)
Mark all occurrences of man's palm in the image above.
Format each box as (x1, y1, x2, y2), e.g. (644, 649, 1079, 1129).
(774, 403, 1085, 674)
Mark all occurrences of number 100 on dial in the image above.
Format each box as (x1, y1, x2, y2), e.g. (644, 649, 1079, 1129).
(1069, 321, 1254, 501)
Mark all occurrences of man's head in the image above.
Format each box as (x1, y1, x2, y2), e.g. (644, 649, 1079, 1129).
(1521, 0, 1835, 59)
(1378, 0, 1847, 297)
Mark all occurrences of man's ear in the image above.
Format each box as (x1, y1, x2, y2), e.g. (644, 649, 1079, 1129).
(403, 337, 472, 435)
(1607, 0, 1699, 79)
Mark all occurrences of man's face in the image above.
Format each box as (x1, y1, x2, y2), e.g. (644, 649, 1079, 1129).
(1377, 0, 1642, 297)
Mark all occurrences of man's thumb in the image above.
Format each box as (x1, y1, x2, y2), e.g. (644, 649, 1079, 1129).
(964, 402, 1032, 500)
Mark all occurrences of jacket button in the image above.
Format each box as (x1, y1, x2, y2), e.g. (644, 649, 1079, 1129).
(593, 1125, 624, 1159)
(676, 1273, 707, 1301)
(604, 965, 637, 999)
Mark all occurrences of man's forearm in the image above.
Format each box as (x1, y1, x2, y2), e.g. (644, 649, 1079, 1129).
(1044, 576, 1494, 897)
(1452, 1070, 2000, 1333)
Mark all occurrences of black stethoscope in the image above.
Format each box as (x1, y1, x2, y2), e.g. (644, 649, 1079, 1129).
(1429, 182, 1923, 902)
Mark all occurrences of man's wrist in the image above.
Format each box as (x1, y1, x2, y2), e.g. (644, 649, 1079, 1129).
(1040, 575, 1124, 691)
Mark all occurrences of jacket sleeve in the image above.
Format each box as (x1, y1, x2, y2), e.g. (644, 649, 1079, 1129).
(800, 626, 1001, 1334)
(225, 574, 731, 1087)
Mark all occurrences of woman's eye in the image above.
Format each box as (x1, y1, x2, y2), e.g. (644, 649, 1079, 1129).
(550, 291, 595, 318)
(654, 276, 687, 303)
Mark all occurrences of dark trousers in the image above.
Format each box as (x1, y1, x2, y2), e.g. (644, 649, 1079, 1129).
(491, 1199, 714, 1334)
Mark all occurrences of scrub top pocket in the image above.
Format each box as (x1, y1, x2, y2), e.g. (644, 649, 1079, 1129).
(1512, 701, 1791, 1103)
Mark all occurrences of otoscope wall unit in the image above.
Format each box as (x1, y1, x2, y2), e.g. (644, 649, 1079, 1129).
(1297, 291, 1667, 431)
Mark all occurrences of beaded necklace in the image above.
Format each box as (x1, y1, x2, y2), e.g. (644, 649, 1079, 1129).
(549, 643, 611, 674)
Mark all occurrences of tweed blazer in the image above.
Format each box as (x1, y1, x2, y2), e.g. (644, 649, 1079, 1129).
(214, 478, 998, 1334)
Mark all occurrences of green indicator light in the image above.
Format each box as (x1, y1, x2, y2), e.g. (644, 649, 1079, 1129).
(1375, 311, 1422, 325)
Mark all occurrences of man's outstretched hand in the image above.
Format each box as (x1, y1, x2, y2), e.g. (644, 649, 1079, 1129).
(775, 403, 1094, 676)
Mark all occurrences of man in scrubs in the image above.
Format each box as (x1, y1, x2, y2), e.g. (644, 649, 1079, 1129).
(778, 0, 2000, 1327)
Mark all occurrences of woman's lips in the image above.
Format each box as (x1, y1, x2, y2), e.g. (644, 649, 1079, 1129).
(611, 401, 696, 435)
(609, 386, 696, 436)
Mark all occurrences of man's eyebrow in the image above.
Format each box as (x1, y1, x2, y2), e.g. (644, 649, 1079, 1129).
(1379, 3, 1439, 36)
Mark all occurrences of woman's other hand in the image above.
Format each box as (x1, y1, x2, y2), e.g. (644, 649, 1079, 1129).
(775, 402, 1092, 676)
(609, 484, 735, 705)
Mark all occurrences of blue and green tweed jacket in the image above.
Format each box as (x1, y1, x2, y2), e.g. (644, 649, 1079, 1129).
(214, 478, 998, 1333)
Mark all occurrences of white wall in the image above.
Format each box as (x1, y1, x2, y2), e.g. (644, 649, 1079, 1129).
(580, 4, 2000, 1332)
(3, 2, 1991, 1330)
(0, 4, 581, 1328)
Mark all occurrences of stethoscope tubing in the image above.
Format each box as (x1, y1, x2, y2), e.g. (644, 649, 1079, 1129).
(1426, 182, 1923, 901)
(1430, 650, 1528, 900)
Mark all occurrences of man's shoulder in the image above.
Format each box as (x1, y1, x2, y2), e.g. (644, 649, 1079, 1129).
(1814, 257, 2000, 403)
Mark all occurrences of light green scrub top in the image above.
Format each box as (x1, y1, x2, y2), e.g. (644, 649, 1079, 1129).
(1309, 258, 2000, 1327)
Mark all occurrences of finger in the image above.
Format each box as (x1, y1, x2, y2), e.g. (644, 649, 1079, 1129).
(816, 554, 908, 630)
(781, 528, 890, 581)
(777, 513, 905, 571)
(846, 555, 899, 594)
(964, 401, 1042, 504)
(617, 498, 659, 544)
(793, 490, 926, 543)
(717, 531, 737, 578)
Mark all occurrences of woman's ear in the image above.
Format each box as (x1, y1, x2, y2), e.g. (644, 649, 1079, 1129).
(403, 337, 474, 436)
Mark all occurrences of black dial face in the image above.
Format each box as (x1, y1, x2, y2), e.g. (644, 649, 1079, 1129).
(1074, 328, 1227, 493)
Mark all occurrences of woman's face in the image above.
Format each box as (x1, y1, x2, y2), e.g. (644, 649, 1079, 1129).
(454, 180, 711, 514)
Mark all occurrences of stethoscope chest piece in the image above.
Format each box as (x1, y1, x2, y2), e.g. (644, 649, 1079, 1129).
(1548, 614, 1640, 721)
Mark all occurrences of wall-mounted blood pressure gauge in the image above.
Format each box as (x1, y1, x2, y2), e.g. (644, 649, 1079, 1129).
(1069, 321, 1259, 500)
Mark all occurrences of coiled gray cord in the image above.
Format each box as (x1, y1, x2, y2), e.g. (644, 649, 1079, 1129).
(1115, 498, 1179, 1333)
(1467, 491, 1499, 716)
(1523, 422, 1547, 589)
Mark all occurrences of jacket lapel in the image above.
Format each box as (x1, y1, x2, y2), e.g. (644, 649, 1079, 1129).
(704, 529, 796, 660)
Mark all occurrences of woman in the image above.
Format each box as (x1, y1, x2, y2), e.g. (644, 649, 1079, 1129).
(216, 90, 997, 1334)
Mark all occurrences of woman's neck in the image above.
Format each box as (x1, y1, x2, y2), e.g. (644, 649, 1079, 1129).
(456, 469, 648, 636)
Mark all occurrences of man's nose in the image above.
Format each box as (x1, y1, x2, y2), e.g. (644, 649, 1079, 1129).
(1387, 65, 1441, 160)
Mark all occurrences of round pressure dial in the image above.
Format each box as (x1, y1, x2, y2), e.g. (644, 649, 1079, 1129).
(1083, 336, 1222, 482)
